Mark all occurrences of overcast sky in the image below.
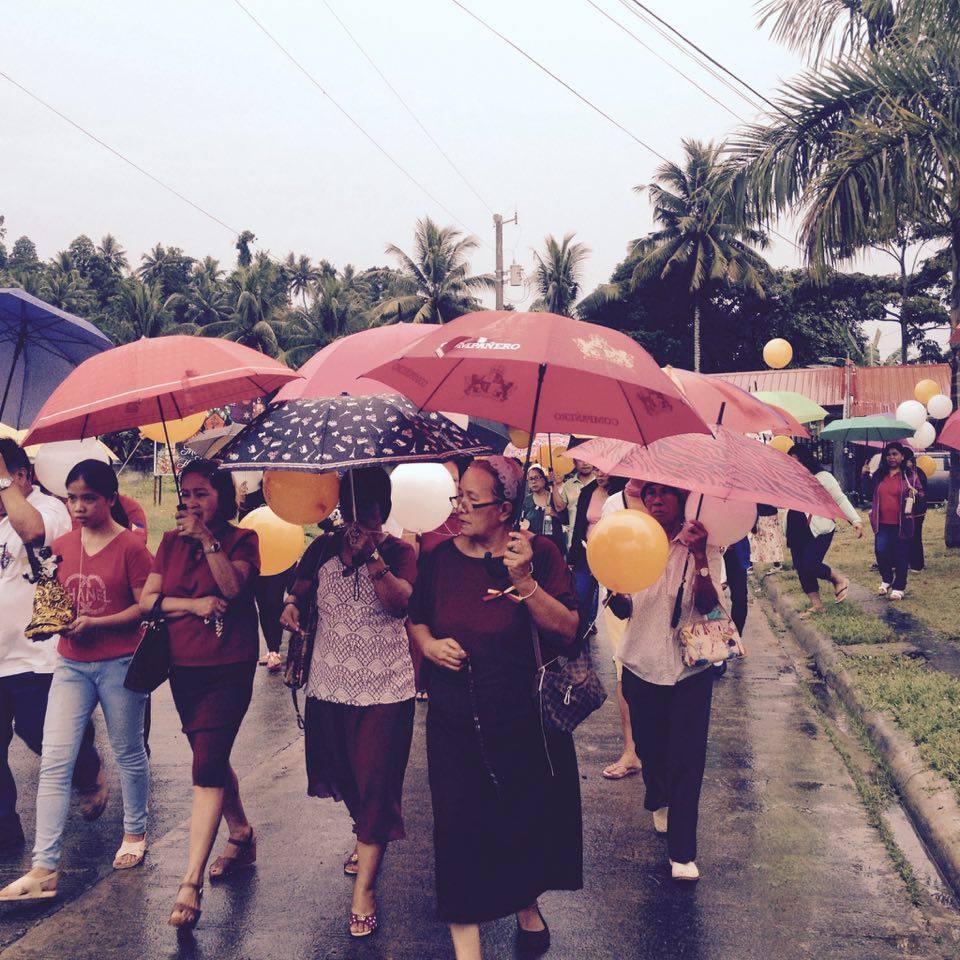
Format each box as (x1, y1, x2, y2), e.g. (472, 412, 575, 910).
(1, 0, 924, 358)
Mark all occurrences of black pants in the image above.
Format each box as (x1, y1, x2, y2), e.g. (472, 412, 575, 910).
(254, 570, 290, 654)
(723, 551, 749, 635)
(875, 524, 910, 591)
(0, 671, 100, 827)
(787, 513, 835, 595)
(622, 666, 714, 864)
(910, 517, 925, 572)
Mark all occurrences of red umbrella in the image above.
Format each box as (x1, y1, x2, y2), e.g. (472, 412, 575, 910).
(276, 323, 436, 401)
(572, 427, 845, 519)
(363, 311, 708, 445)
(663, 366, 810, 438)
(938, 409, 960, 451)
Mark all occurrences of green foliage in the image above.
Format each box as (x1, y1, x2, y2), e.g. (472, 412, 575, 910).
(531, 232, 589, 317)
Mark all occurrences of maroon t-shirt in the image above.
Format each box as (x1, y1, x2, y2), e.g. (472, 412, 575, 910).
(151, 525, 260, 667)
(54, 528, 153, 662)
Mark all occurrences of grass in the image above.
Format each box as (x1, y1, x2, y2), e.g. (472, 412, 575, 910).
(850, 652, 960, 803)
(832, 506, 960, 643)
(118, 471, 178, 553)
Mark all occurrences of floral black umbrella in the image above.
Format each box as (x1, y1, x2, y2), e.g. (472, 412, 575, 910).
(217, 395, 493, 472)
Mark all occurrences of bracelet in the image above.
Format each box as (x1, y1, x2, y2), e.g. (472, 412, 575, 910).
(283, 599, 299, 610)
(517, 582, 539, 602)
(371, 566, 390, 582)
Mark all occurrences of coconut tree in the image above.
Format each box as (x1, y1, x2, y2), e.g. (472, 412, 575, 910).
(371, 217, 491, 324)
(164, 274, 232, 328)
(97, 234, 128, 274)
(531, 233, 590, 317)
(41, 271, 93, 313)
(630, 140, 769, 371)
(203, 264, 285, 356)
(284, 253, 320, 309)
(283, 276, 364, 366)
(236, 230, 256, 268)
(735, 0, 960, 541)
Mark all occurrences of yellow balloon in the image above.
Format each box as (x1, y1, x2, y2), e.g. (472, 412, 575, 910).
(263, 470, 340, 526)
(508, 427, 531, 449)
(536, 445, 575, 478)
(916, 454, 936, 479)
(769, 435, 795, 454)
(914, 379, 940, 405)
(586, 510, 669, 594)
(238, 505, 305, 576)
(140, 412, 207, 445)
(763, 338, 793, 369)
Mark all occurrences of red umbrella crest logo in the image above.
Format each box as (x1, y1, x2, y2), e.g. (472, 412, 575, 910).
(573, 334, 635, 370)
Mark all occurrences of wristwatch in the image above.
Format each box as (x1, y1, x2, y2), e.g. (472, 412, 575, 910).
(203, 539, 222, 555)
(0, 477, 12, 492)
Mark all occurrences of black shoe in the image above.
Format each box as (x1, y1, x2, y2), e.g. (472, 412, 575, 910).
(713, 661, 728, 678)
(0, 817, 25, 857)
(517, 909, 550, 955)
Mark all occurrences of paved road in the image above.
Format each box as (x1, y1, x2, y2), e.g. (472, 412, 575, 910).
(0, 602, 955, 959)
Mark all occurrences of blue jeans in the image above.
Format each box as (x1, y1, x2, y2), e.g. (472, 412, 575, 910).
(572, 559, 598, 639)
(33, 656, 149, 869)
(874, 524, 910, 592)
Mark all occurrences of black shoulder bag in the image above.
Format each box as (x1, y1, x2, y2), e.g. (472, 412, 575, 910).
(124, 595, 171, 694)
(532, 623, 607, 735)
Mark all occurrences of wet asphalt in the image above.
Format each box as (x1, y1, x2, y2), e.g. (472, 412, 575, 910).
(0, 601, 955, 959)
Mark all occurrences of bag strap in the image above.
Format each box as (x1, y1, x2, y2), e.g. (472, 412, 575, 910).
(291, 689, 304, 730)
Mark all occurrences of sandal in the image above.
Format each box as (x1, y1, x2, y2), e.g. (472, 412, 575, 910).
(0, 870, 58, 902)
(343, 851, 359, 877)
(602, 760, 641, 780)
(349, 911, 378, 938)
(208, 828, 256, 882)
(835, 581, 849, 604)
(265, 651, 283, 673)
(113, 838, 147, 870)
(168, 882, 203, 929)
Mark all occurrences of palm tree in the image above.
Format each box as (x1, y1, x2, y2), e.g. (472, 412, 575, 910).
(136, 244, 167, 287)
(97, 234, 128, 274)
(49, 250, 76, 276)
(630, 140, 769, 371)
(164, 275, 232, 328)
(371, 217, 491, 324)
(203, 265, 285, 356)
(283, 276, 364, 366)
(531, 233, 590, 317)
(113, 279, 196, 342)
(41, 271, 92, 313)
(236, 230, 256, 268)
(734, 0, 960, 539)
(284, 253, 320, 308)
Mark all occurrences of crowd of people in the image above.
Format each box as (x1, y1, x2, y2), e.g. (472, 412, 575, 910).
(0, 433, 933, 957)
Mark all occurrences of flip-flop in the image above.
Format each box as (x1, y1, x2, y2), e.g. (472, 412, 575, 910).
(835, 583, 849, 603)
(602, 763, 641, 780)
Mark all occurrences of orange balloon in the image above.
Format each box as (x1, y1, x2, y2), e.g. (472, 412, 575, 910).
(916, 454, 936, 479)
(914, 379, 940, 405)
(763, 338, 793, 369)
(769, 435, 795, 454)
(263, 470, 339, 525)
(238, 505, 305, 576)
(140, 411, 207, 444)
(536, 445, 575, 478)
(508, 427, 531, 449)
(587, 510, 669, 594)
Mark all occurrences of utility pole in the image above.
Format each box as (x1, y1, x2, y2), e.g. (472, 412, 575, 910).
(493, 211, 517, 310)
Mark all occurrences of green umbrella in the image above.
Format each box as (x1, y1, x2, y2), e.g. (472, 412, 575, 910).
(819, 415, 915, 444)
(751, 390, 829, 424)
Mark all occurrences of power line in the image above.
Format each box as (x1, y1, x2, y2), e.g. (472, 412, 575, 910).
(449, 0, 668, 163)
(233, 0, 486, 241)
(584, 0, 746, 123)
(0, 68, 241, 238)
(319, 0, 494, 214)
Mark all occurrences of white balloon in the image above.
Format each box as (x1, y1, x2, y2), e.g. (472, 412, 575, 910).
(869, 453, 881, 474)
(911, 421, 937, 450)
(388, 463, 456, 534)
(34, 440, 112, 499)
(927, 394, 953, 419)
(685, 494, 757, 548)
(896, 400, 927, 430)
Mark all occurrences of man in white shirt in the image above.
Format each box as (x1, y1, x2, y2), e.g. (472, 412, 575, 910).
(0, 440, 104, 853)
(554, 459, 596, 551)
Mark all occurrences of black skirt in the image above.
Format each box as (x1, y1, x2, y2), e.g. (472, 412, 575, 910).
(426, 704, 583, 923)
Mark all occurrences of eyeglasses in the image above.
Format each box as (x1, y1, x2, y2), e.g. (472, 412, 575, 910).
(449, 494, 504, 512)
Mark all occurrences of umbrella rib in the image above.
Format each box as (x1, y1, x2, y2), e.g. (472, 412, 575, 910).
(416, 357, 464, 419)
(617, 379, 648, 447)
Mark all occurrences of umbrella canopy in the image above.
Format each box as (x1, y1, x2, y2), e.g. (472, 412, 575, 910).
(363, 311, 709, 445)
(663, 367, 809, 437)
(751, 390, 828, 424)
(572, 427, 845, 520)
(24, 336, 301, 444)
(182, 424, 246, 459)
(218, 395, 493, 472)
(277, 323, 436, 401)
(820, 415, 915, 444)
(0, 288, 114, 429)
(938, 409, 960, 451)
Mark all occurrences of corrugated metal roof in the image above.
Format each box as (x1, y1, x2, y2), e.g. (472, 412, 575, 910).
(708, 363, 951, 416)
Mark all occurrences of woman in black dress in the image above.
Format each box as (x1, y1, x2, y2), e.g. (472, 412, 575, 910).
(408, 456, 582, 959)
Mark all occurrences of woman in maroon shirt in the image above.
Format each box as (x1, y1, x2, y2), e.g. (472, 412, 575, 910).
(140, 460, 260, 931)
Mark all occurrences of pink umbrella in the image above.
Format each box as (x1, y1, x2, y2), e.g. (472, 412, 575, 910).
(276, 323, 436, 401)
(572, 427, 845, 519)
(363, 310, 708, 445)
(938, 409, 960, 451)
(663, 366, 809, 437)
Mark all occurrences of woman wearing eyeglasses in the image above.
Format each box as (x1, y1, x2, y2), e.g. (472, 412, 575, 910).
(408, 457, 582, 960)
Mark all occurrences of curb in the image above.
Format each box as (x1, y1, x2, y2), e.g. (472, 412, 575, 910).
(764, 576, 960, 900)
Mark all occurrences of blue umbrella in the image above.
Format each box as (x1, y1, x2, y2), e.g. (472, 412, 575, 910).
(0, 288, 113, 428)
(820, 415, 915, 445)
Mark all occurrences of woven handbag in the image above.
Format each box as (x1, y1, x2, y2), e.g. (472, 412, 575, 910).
(532, 623, 607, 734)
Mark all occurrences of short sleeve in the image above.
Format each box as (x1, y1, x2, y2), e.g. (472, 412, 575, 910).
(122, 496, 149, 542)
(292, 533, 338, 585)
(228, 527, 260, 572)
(151, 532, 172, 575)
(36, 497, 71, 547)
(532, 536, 577, 611)
(124, 535, 154, 591)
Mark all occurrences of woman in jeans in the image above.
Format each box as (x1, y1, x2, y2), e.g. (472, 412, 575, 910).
(0, 460, 152, 901)
(870, 442, 923, 600)
(140, 460, 260, 930)
(281, 467, 417, 939)
(785, 448, 862, 615)
(408, 457, 582, 959)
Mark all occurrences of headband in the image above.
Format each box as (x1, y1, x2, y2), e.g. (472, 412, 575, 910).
(482, 455, 524, 504)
